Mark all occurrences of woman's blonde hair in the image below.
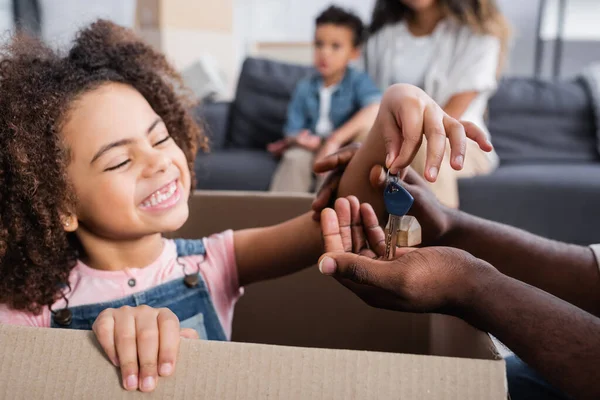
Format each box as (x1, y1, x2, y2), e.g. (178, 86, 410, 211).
(370, 0, 511, 75)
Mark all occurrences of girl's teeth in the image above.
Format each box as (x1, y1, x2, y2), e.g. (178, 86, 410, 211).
(142, 182, 177, 208)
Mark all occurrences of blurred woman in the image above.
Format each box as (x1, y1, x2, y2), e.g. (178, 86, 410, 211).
(361, 0, 510, 207)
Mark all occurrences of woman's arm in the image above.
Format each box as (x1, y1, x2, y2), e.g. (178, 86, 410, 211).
(443, 91, 478, 120)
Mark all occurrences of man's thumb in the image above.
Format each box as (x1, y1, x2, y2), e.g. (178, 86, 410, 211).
(318, 252, 385, 286)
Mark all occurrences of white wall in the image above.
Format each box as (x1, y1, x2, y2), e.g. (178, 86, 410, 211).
(539, 0, 600, 41)
(235, 0, 373, 45)
(40, 0, 136, 49)
(235, 0, 600, 78)
(497, 0, 600, 77)
(0, 0, 12, 36)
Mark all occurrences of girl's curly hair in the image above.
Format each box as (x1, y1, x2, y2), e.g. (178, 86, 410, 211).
(0, 20, 206, 314)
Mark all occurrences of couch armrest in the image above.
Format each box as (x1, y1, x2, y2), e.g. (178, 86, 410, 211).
(194, 101, 231, 150)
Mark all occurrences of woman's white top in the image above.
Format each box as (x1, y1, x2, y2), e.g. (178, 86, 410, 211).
(359, 19, 501, 166)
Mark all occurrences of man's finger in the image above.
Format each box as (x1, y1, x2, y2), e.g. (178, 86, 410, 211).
(320, 208, 345, 253)
(402, 167, 427, 188)
(318, 252, 391, 290)
(369, 165, 386, 190)
(311, 172, 340, 212)
(313, 143, 361, 173)
(460, 120, 493, 152)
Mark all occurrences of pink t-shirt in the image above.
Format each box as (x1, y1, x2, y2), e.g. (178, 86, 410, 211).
(0, 231, 242, 339)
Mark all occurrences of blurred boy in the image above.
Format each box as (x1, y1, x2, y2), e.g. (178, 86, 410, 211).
(268, 5, 381, 192)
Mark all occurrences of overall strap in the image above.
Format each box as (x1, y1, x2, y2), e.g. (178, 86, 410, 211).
(173, 238, 206, 257)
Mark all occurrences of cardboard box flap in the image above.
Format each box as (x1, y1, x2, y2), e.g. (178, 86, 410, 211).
(0, 324, 506, 399)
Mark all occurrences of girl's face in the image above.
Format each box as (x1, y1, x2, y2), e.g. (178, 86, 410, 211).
(61, 82, 191, 241)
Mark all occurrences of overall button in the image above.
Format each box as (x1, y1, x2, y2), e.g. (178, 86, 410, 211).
(53, 308, 72, 326)
(184, 274, 199, 288)
(128, 278, 136, 287)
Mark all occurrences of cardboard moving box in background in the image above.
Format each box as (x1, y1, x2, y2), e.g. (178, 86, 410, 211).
(0, 191, 507, 399)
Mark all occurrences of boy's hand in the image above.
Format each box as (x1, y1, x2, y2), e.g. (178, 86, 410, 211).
(379, 84, 493, 180)
(93, 306, 199, 392)
(267, 139, 289, 156)
(295, 130, 322, 151)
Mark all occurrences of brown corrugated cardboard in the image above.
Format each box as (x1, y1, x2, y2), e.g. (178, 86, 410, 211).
(178, 192, 502, 359)
(0, 324, 505, 399)
(0, 191, 507, 399)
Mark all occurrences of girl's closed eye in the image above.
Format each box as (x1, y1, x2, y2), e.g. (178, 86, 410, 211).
(104, 158, 131, 172)
(153, 135, 171, 147)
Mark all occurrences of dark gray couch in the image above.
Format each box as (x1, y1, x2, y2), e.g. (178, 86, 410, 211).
(195, 57, 600, 245)
(194, 58, 312, 191)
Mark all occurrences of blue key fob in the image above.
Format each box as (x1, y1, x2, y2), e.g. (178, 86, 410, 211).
(384, 180, 414, 216)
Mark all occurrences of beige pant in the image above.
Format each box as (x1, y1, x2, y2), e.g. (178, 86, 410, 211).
(270, 128, 370, 193)
(410, 138, 493, 208)
(270, 147, 323, 193)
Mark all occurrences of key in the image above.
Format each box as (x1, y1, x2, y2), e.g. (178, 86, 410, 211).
(383, 172, 414, 260)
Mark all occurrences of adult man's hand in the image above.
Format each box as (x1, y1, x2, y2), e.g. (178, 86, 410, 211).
(319, 196, 496, 314)
(314, 139, 342, 165)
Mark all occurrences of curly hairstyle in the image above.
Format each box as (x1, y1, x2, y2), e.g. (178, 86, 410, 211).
(0, 20, 206, 314)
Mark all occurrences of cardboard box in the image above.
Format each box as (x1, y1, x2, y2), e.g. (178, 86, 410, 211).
(0, 191, 506, 399)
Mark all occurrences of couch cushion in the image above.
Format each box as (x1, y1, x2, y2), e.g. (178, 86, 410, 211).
(194, 101, 231, 150)
(488, 78, 599, 164)
(228, 58, 312, 150)
(195, 149, 278, 191)
(458, 164, 600, 245)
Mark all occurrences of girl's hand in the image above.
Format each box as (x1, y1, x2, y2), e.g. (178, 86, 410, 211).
(92, 306, 199, 392)
(379, 84, 493, 180)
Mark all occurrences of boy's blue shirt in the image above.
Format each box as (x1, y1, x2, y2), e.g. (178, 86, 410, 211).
(283, 67, 381, 138)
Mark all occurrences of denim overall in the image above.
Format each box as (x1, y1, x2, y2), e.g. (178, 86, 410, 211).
(50, 239, 227, 341)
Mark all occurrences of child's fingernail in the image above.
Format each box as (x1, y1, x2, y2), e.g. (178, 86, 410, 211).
(125, 375, 138, 390)
(160, 363, 173, 376)
(455, 155, 463, 167)
(385, 154, 392, 168)
(429, 167, 438, 180)
(112, 356, 120, 366)
(142, 376, 155, 391)
(319, 257, 337, 275)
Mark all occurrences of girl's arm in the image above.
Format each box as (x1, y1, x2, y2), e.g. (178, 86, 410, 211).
(233, 212, 322, 286)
